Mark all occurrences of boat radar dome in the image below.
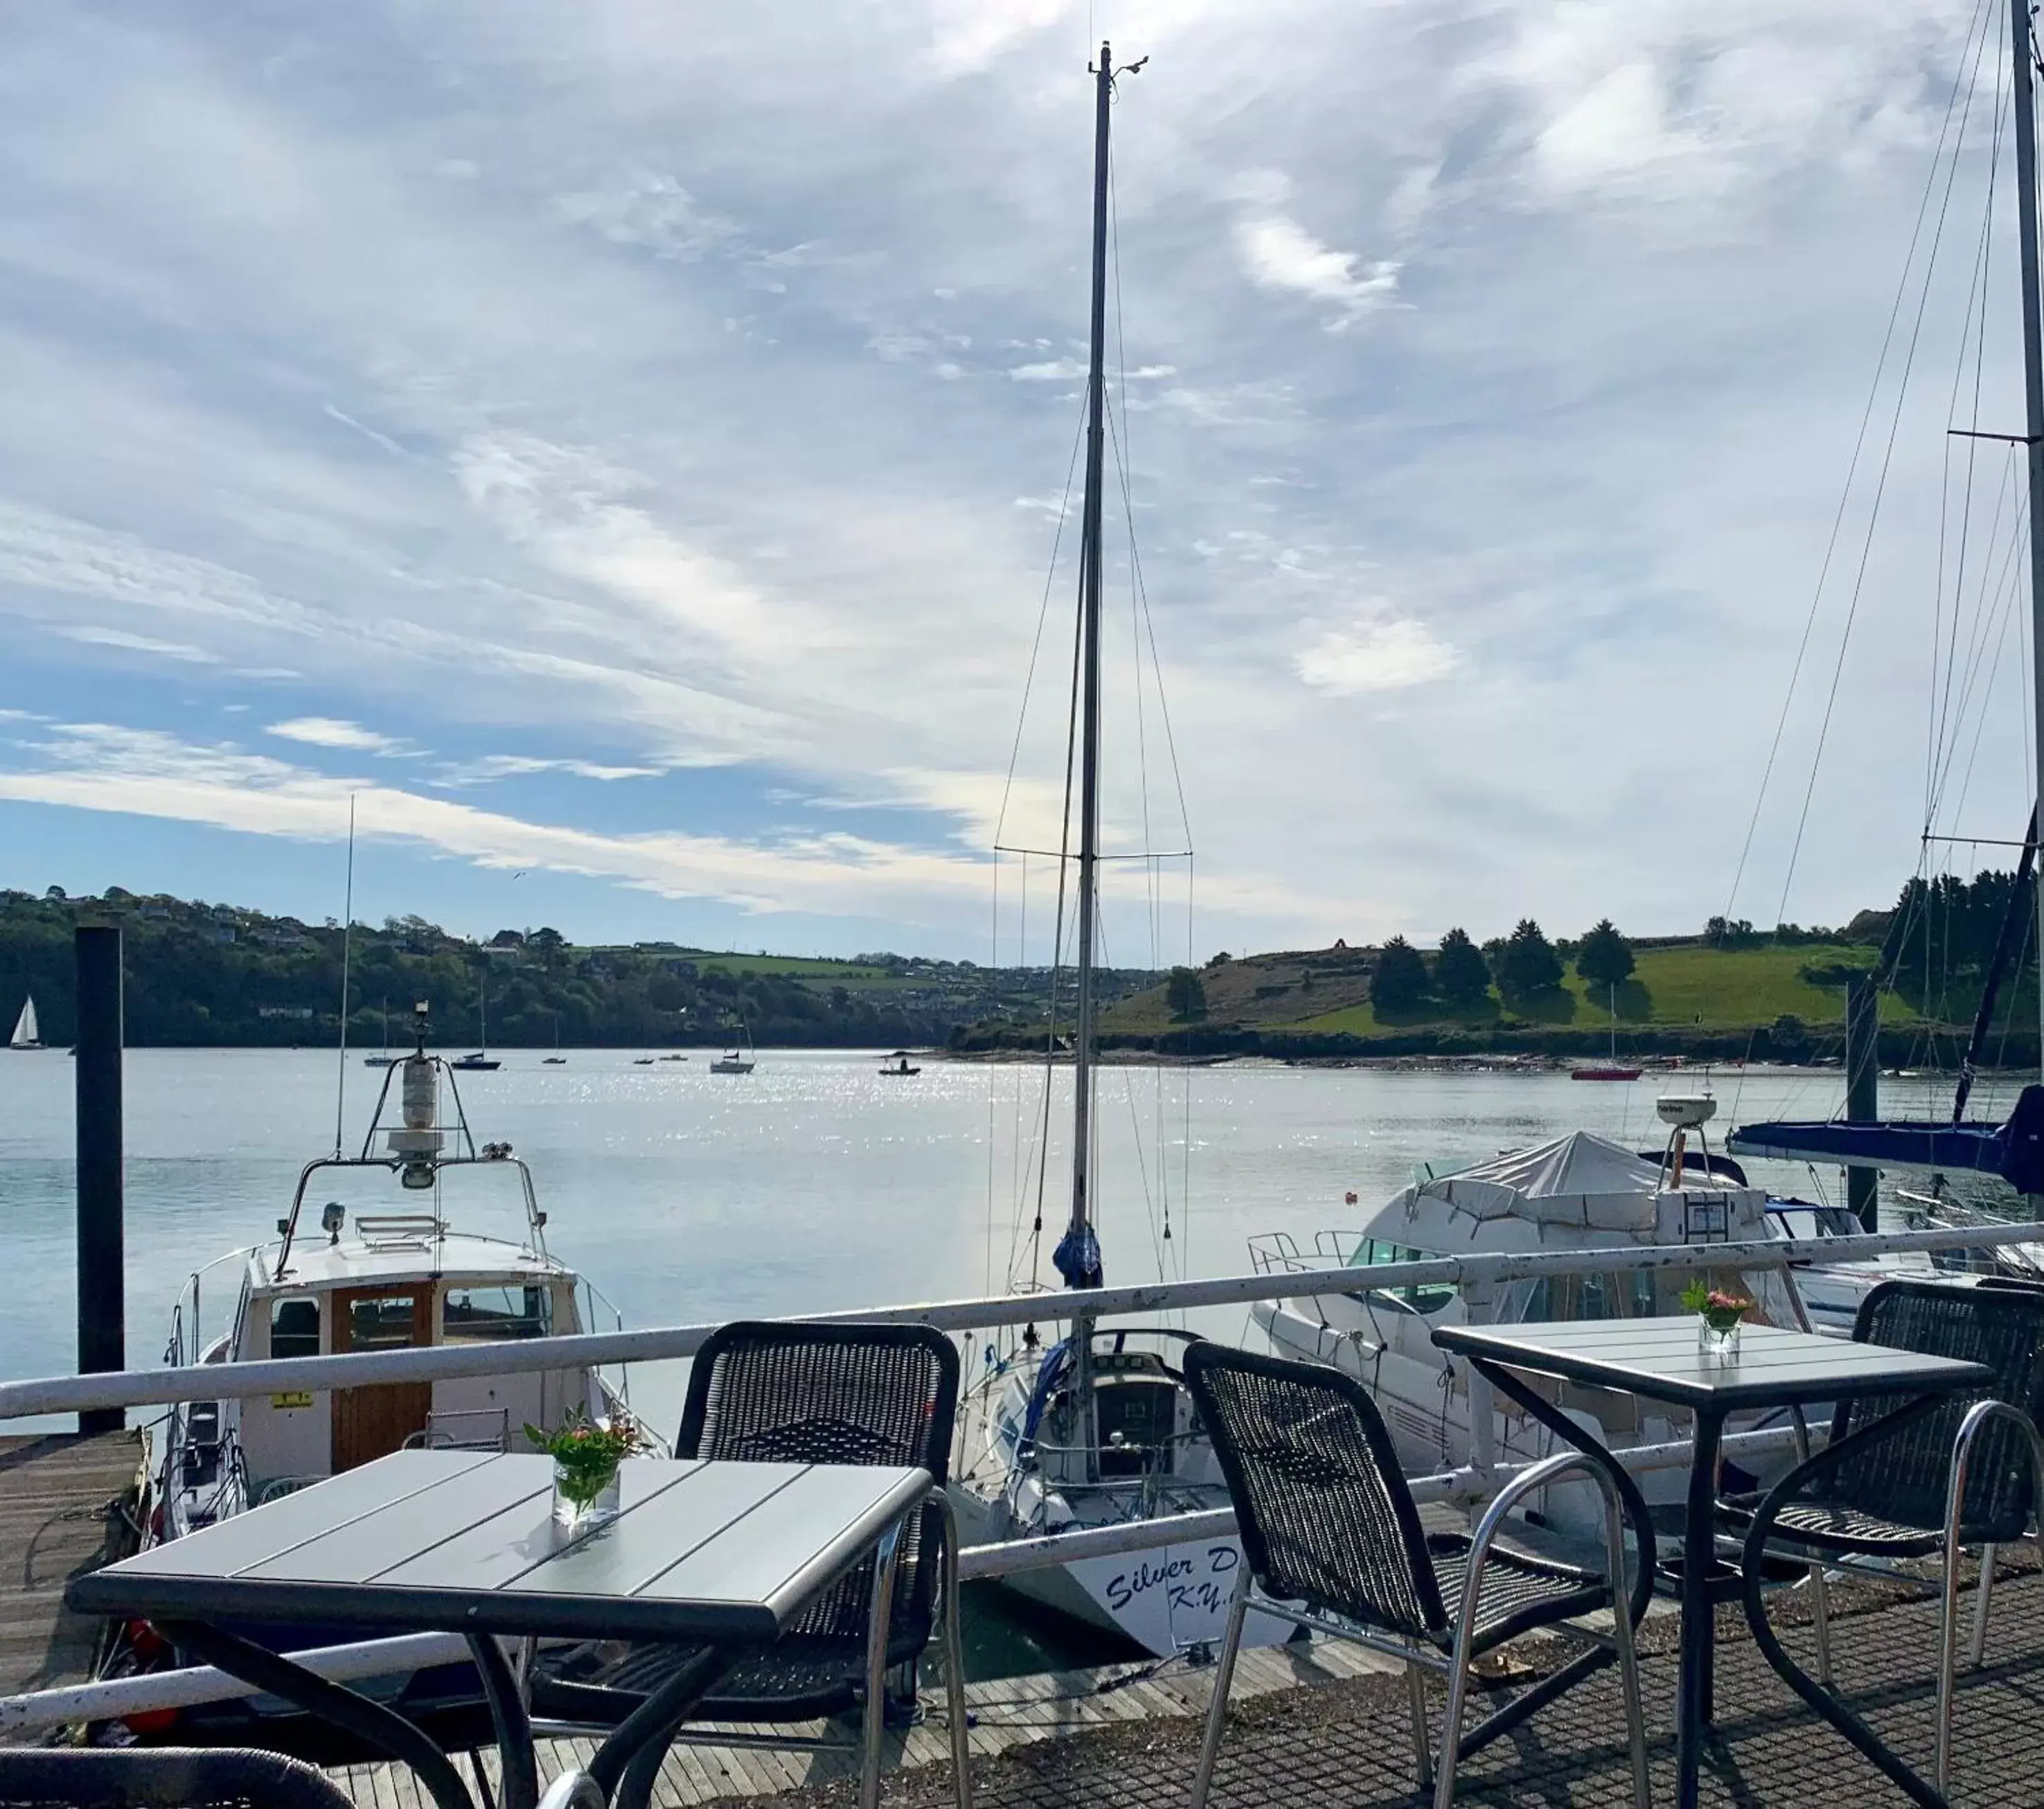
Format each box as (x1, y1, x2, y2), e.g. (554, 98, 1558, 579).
(1656, 1093, 1717, 1130)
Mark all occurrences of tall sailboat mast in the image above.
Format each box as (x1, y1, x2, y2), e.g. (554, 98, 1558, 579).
(2014, 0, 2044, 1059)
(1066, 42, 1114, 1278)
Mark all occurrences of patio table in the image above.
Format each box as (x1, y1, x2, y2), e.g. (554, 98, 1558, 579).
(1432, 1317, 1993, 1809)
(69, 1451, 931, 1809)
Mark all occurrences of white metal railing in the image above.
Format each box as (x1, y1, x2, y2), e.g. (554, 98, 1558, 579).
(6, 1217, 2039, 1421)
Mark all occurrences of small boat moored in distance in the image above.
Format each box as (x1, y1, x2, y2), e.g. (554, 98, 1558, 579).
(448, 970, 501, 1070)
(879, 1050, 921, 1076)
(1572, 1064, 1642, 1082)
(709, 1021, 756, 1074)
(8, 994, 42, 1050)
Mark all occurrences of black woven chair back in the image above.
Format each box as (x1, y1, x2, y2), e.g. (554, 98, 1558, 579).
(0, 1747, 354, 1809)
(1831, 1279, 2044, 1540)
(1184, 1341, 1447, 1640)
(677, 1320, 960, 1646)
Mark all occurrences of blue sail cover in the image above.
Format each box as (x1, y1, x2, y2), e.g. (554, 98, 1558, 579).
(1052, 1223, 1104, 1289)
(1728, 1084, 2044, 1196)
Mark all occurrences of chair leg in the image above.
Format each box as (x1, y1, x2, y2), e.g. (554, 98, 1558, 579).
(1968, 1543, 1997, 1669)
(1405, 1660, 1433, 1789)
(1189, 1567, 1251, 1809)
(1431, 1623, 1477, 1809)
(1807, 1562, 1834, 1686)
(861, 1516, 907, 1809)
(930, 1486, 975, 1809)
(1592, 1463, 1651, 1809)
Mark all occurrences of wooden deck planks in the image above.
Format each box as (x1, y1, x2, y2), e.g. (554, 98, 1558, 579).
(0, 1431, 142, 1700)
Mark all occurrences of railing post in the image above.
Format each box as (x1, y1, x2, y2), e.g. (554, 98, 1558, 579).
(75, 924, 125, 1436)
(1461, 1278, 1498, 1528)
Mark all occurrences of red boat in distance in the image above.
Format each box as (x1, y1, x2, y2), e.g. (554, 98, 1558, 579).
(1572, 1064, 1642, 1082)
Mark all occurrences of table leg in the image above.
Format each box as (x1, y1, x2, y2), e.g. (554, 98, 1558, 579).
(466, 1634, 537, 1809)
(160, 1621, 475, 1809)
(1677, 1408, 1724, 1809)
(585, 1645, 729, 1809)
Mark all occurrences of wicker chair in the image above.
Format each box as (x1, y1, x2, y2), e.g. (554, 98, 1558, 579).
(0, 1749, 355, 1809)
(528, 1321, 970, 1809)
(1182, 1342, 1649, 1809)
(1732, 1278, 2044, 1797)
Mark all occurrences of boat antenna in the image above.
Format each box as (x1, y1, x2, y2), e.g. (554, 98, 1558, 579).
(2009, 0, 2044, 1062)
(333, 792, 357, 1156)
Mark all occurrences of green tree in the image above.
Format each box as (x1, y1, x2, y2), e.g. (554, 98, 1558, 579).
(1369, 935, 1430, 1014)
(1164, 966, 1208, 1021)
(1495, 919, 1563, 1001)
(1576, 919, 1635, 990)
(1432, 927, 1490, 1007)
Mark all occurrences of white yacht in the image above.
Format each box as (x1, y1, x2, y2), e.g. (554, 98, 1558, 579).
(1248, 1109, 1813, 1533)
(141, 1006, 646, 1547)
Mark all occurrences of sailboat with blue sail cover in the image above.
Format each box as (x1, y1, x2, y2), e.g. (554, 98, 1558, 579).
(945, 44, 1282, 1659)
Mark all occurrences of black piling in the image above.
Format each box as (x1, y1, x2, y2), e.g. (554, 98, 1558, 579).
(1845, 973, 1880, 1234)
(75, 924, 125, 1433)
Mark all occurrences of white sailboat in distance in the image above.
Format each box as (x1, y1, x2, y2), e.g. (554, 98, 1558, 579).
(9, 996, 42, 1050)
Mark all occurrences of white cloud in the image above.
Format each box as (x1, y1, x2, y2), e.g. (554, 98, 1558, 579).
(267, 716, 411, 755)
(58, 625, 218, 663)
(1008, 358, 1085, 382)
(1296, 619, 1459, 694)
(1235, 215, 1401, 328)
(555, 168, 736, 260)
(436, 754, 662, 786)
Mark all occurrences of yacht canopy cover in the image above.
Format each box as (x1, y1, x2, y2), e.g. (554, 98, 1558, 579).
(1355, 1128, 1768, 1249)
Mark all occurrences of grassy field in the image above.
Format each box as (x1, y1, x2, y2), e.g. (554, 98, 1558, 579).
(1101, 938, 1934, 1041)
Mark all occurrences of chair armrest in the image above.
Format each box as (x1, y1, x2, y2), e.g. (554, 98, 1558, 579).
(1457, 1450, 1644, 1631)
(1946, 1398, 2044, 1551)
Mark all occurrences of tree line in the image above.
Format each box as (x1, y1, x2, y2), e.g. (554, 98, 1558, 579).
(0, 890, 1031, 1049)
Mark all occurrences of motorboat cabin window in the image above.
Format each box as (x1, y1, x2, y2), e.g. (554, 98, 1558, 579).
(269, 1296, 320, 1359)
(1769, 1201, 1862, 1242)
(1501, 1267, 1658, 1323)
(1349, 1239, 1458, 1315)
(345, 1293, 425, 1351)
(443, 1283, 552, 1343)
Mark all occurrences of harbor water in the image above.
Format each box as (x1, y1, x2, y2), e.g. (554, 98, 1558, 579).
(0, 1046, 2018, 1669)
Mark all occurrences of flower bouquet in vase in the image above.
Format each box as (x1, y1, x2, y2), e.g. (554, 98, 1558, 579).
(526, 1408, 641, 1533)
(1681, 1281, 1752, 1364)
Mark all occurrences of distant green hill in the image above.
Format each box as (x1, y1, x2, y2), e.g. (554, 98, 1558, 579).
(1050, 929, 2038, 1066)
(0, 889, 1157, 1049)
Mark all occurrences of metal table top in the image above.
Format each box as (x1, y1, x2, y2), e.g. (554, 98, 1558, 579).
(1432, 1317, 1996, 1411)
(69, 1451, 932, 1644)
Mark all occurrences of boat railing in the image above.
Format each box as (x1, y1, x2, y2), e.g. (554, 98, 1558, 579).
(1246, 1229, 1366, 1273)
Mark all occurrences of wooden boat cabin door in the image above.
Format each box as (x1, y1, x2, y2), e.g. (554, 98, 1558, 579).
(330, 1287, 434, 1470)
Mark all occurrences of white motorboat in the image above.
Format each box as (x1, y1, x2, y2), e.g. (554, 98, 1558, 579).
(1249, 1106, 1816, 1537)
(139, 1006, 648, 1548)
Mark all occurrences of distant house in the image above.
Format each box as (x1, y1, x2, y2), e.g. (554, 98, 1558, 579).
(257, 1005, 314, 1021)
(483, 946, 523, 965)
(208, 926, 238, 944)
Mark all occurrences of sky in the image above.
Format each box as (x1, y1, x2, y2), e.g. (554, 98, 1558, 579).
(0, 0, 2032, 962)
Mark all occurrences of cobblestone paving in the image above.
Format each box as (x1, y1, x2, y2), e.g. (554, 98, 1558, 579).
(754, 1559, 2044, 1808)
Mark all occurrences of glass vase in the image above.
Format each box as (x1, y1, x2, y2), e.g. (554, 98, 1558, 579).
(552, 1460, 621, 1533)
(1697, 1319, 1741, 1364)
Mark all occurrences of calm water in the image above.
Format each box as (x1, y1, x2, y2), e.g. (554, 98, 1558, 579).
(0, 1047, 2014, 1670)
